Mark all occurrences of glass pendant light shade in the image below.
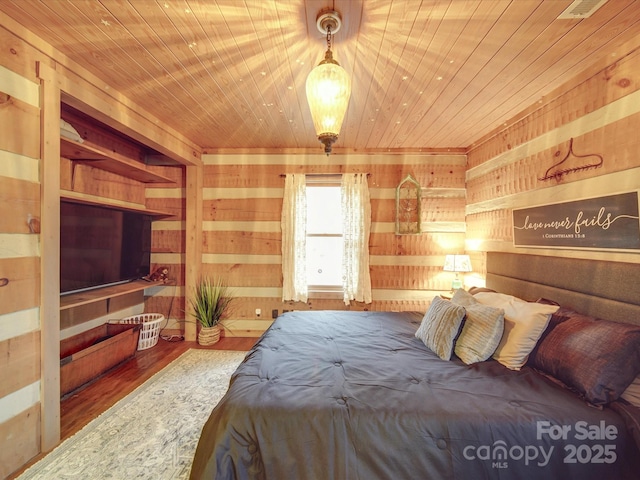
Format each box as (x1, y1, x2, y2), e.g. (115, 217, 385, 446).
(306, 50, 351, 155)
(306, 43, 351, 155)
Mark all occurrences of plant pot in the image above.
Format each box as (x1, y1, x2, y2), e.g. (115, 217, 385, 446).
(198, 325, 222, 346)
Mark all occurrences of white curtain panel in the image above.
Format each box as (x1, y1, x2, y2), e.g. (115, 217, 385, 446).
(341, 173, 372, 305)
(281, 174, 308, 302)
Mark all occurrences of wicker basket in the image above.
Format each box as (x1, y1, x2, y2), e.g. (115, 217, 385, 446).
(109, 313, 164, 350)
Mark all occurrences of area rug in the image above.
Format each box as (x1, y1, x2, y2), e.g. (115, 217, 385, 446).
(18, 349, 246, 479)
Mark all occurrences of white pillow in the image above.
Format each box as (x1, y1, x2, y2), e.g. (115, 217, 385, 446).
(473, 292, 559, 370)
(621, 375, 640, 407)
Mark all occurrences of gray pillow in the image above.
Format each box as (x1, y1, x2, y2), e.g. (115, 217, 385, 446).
(451, 289, 505, 364)
(529, 307, 640, 405)
(415, 296, 466, 361)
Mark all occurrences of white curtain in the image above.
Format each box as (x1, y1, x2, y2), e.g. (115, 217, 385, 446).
(341, 173, 372, 305)
(281, 174, 308, 302)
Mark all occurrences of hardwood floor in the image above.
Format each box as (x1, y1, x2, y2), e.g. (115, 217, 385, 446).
(10, 335, 256, 479)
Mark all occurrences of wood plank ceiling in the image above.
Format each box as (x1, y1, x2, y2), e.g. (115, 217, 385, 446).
(2, 0, 640, 153)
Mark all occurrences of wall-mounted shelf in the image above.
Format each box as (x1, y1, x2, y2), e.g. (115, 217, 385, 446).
(60, 279, 165, 311)
(60, 189, 173, 218)
(60, 136, 174, 184)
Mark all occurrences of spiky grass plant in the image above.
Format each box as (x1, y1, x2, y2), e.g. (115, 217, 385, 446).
(190, 277, 234, 328)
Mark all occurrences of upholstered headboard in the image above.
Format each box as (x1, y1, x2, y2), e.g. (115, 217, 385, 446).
(486, 252, 640, 325)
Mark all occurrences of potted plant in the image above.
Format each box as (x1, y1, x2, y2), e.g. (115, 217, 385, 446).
(190, 276, 235, 346)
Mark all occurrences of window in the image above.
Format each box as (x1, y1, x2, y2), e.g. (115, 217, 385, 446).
(281, 173, 372, 305)
(305, 176, 343, 292)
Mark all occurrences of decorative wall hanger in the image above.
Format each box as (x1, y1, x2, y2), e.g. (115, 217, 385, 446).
(539, 138, 604, 181)
(395, 174, 421, 234)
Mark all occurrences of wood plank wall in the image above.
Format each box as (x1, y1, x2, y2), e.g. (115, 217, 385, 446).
(144, 168, 186, 334)
(1, 15, 196, 477)
(155, 152, 467, 336)
(465, 46, 640, 280)
(144, 46, 640, 337)
(0, 64, 42, 480)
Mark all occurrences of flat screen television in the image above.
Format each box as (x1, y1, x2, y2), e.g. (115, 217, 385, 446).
(60, 200, 152, 295)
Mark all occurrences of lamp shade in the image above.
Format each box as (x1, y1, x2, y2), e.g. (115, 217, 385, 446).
(305, 49, 351, 155)
(443, 254, 472, 273)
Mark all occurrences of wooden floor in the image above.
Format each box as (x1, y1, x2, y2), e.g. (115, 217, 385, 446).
(10, 335, 256, 479)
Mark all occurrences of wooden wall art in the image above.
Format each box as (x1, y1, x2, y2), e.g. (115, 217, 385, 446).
(395, 174, 421, 234)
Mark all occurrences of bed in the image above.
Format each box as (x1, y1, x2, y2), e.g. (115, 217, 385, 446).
(190, 253, 640, 479)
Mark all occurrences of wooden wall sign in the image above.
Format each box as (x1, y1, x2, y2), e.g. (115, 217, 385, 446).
(513, 191, 640, 250)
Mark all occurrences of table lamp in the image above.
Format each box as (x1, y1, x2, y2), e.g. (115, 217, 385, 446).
(443, 254, 472, 291)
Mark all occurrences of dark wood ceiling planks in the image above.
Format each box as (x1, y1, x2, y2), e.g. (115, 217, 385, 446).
(2, 0, 639, 152)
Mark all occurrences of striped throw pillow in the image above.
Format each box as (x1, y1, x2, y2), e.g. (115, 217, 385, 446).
(415, 296, 466, 361)
(451, 289, 505, 364)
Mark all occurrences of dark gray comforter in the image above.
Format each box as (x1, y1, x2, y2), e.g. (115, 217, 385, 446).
(190, 310, 640, 479)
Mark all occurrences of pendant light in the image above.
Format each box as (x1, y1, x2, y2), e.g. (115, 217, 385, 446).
(305, 9, 351, 156)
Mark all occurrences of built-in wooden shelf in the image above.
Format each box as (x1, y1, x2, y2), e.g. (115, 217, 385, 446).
(60, 279, 165, 311)
(60, 136, 174, 184)
(61, 190, 173, 218)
